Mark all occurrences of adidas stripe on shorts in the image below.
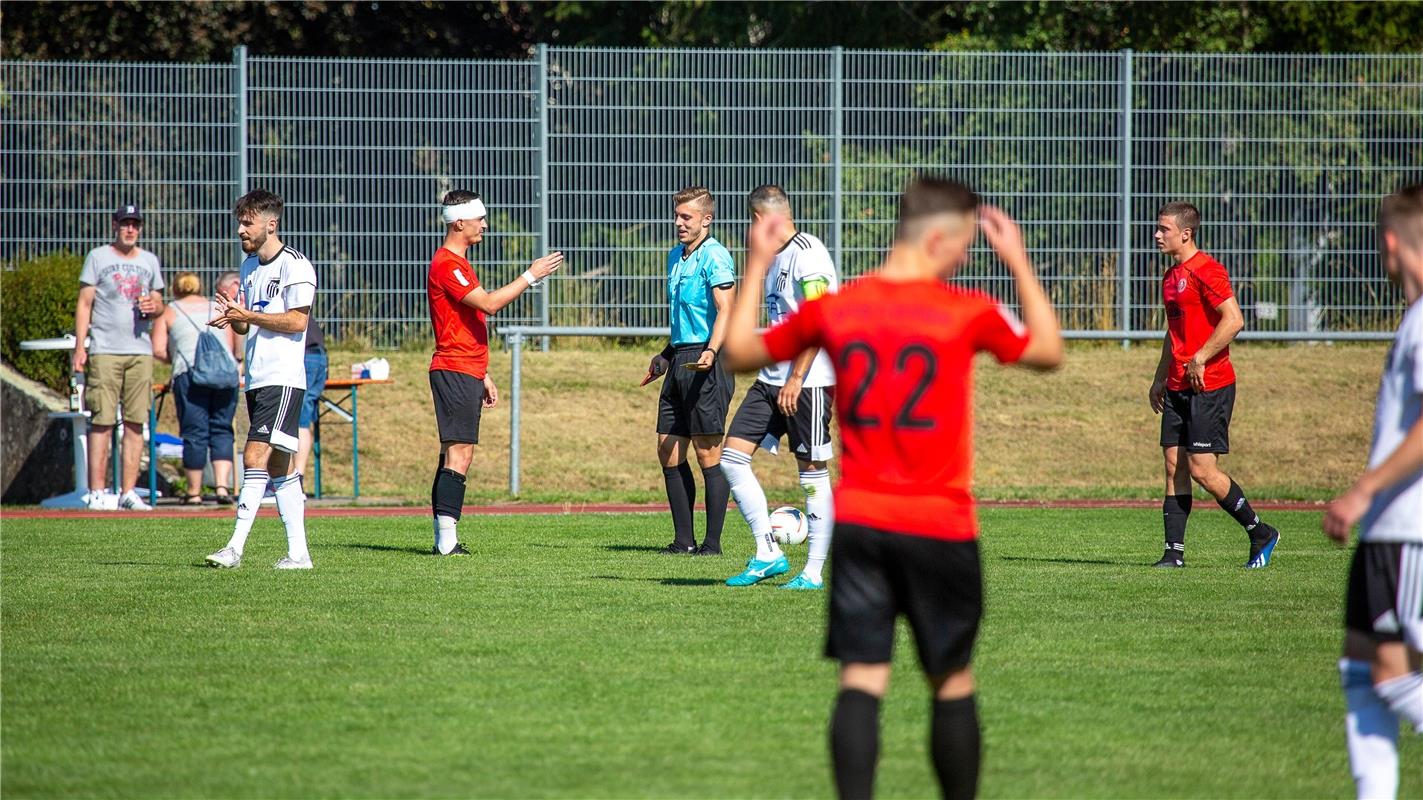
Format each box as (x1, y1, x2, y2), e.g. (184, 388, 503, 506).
(245, 384, 304, 453)
(1346, 541, 1423, 652)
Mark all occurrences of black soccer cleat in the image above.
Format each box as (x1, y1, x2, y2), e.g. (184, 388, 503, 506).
(1152, 550, 1185, 568)
(432, 542, 471, 556)
(659, 542, 698, 555)
(693, 544, 722, 557)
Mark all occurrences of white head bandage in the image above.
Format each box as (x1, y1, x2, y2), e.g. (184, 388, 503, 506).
(442, 198, 487, 224)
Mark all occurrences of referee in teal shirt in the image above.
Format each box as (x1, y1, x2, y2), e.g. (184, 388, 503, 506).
(647, 186, 738, 556)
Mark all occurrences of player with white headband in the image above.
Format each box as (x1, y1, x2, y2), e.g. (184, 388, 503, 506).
(426, 189, 563, 556)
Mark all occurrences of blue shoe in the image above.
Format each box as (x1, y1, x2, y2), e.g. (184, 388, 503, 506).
(780, 573, 824, 591)
(1246, 525, 1280, 569)
(726, 555, 790, 586)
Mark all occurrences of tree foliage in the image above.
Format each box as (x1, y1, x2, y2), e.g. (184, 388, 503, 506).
(4, 1, 1422, 62)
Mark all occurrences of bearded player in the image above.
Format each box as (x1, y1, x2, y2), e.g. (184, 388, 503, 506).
(724, 178, 1063, 799)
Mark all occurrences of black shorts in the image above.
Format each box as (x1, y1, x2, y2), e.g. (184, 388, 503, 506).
(656, 344, 734, 438)
(827, 523, 983, 675)
(726, 379, 834, 462)
(245, 385, 303, 454)
(1160, 384, 1235, 454)
(430, 370, 484, 444)
(1345, 541, 1423, 650)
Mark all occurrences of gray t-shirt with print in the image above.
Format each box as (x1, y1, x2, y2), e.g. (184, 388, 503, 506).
(80, 245, 166, 355)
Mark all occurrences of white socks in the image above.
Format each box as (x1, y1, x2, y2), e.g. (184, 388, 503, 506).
(1342, 659, 1400, 800)
(722, 449, 781, 561)
(273, 473, 310, 562)
(1376, 670, 1423, 734)
(226, 468, 310, 563)
(225, 469, 268, 554)
(801, 467, 833, 581)
(434, 515, 459, 555)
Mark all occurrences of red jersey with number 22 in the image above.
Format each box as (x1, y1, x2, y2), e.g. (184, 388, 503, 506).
(763, 276, 1030, 541)
(1162, 251, 1235, 392)
(428, 248, 489, 378)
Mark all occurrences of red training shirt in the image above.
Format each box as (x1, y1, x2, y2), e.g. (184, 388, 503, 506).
(428, 248, 489, 378)
(763, 276, 1030, 541)
(1162, 251, 1235, 392)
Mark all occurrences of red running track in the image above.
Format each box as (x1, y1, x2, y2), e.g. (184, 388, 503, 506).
(3, 498, 1328, 520)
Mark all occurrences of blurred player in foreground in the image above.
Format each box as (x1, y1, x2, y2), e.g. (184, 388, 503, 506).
(426, 190, 561, 555)
(723, 177, 1063, 799)
(1324, 184, 1423, 800)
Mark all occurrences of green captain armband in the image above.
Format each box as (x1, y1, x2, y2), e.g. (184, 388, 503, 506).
(800, 277, 830, 301)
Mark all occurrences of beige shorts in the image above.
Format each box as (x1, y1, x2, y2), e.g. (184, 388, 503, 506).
(86, 354, 153, 426)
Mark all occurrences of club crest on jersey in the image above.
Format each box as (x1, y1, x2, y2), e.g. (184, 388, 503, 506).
(1177, 278, 1188, 292)
(266, 279, 280, 299)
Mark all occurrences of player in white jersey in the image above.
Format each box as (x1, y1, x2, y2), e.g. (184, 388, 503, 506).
(723, 186, 839, 590)
(204, 189, 317, 570)
(1324, 184, 1423, 800)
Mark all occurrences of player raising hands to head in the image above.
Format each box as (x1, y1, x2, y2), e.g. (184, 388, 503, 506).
(724, 177, 1062, 800)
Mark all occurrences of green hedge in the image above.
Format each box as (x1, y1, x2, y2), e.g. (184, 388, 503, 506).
(1, 251, 80, 395)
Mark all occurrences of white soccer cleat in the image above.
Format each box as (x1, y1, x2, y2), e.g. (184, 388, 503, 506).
(273, 556, 313, 570)
(119, 490, 152, 511)
(205, 547, 242, 568)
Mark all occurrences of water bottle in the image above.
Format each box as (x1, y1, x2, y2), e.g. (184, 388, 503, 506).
(69, 370, 84, 413)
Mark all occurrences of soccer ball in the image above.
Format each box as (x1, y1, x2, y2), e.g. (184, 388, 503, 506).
(769, 506, 808, 545)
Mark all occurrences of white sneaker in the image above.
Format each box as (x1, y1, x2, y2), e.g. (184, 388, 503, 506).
(87, 490, 119, 510)
(205, 547, 242, 568)
(119, 490, 152, 511)
(274, 556, 313, 570)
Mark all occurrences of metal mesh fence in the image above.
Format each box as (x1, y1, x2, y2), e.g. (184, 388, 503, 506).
(4, 48, 1419, 344)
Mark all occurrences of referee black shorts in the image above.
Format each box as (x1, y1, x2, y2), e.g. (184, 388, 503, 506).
(826, 522, 983, 675)
(656, 344, 733, 438)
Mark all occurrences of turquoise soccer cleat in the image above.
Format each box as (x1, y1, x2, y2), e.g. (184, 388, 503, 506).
(725, 555, 790, 586)
(780, 573, 824, 591)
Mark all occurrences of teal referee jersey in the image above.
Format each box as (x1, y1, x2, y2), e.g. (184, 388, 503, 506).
(666, 237, 736, 346)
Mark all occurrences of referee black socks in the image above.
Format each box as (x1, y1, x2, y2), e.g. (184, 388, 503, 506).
(662, 464, 696, 549)
(830, 689, 880, 800)
(1217, 480, 1263, 535)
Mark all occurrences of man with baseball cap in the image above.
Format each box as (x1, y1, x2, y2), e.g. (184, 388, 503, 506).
(73, 203, 166, 510)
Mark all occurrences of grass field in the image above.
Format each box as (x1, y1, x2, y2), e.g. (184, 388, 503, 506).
(149, 342, 1386, 505)
(3, 509, 1416, 798)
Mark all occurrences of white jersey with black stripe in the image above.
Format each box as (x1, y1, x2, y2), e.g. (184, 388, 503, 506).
(240, 245, 317, 391)
(759, 231, 839, 387)
(1361, 299, 1423, 543)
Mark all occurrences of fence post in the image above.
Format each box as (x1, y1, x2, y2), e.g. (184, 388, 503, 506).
(234, 45, 248, 194)
(536, 44, 551, 352)
(831, 46, 844, 267)
(508, 331, 524, 496)
(1118, 48, 1133, 349)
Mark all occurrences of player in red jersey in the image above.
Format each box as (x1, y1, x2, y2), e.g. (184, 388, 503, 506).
(723, 177, 1063, 800)
(1148, 202, 1280, 570)
(427, 190, 562, 555)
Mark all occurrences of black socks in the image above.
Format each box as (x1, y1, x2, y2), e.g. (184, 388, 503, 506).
(931, 696, 981, 800)
(1218, 479, 1262, 535)
(831, 689, 880, 800)
(702, 464, 729, 551)
(431, 467, 466, 520)
(662, 463, 696, 548)
(1163, 493, 1191, 555)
